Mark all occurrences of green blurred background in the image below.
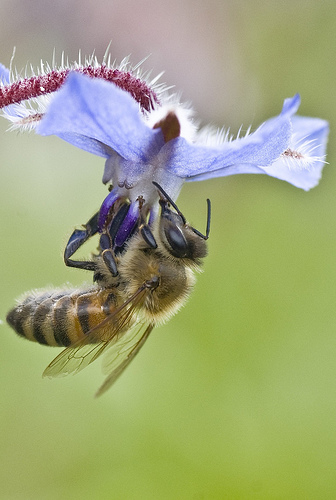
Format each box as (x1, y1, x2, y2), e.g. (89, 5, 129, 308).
(1, 1, 335, 498)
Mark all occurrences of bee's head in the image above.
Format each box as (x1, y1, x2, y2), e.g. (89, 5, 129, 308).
(154, 182, 210, 264)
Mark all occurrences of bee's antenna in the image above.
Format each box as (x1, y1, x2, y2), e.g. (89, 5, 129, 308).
(190, 198, 211, 240)
(152, 181, 211, 240)
(152, 181, 186, 224)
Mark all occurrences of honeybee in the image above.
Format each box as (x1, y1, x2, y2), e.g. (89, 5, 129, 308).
(6, 183, 210, 396)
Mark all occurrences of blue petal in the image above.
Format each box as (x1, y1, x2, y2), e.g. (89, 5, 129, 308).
(0, 64, 10, 84)
(37, 72, 164, 161)
(257, 116, 329, 191)
(160, 95, 300, 178)
(185, 116, 328, 191)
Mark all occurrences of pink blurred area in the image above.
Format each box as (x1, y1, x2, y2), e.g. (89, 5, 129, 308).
(0, 0, 252, 126)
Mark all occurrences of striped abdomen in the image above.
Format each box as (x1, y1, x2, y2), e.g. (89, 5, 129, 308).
(6, 287, 117, 347)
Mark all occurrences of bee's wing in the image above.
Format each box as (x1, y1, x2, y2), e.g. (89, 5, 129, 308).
(43, 283, 149, 380)
(95, 321, 154, 397)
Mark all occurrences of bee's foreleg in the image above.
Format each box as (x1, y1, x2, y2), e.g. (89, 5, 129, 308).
(64, 212, 99, 272)
(100, 233, 118, 277)
(140, 224, 157, 249)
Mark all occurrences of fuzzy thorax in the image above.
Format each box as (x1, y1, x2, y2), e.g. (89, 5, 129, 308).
(117, 233, 197, 324)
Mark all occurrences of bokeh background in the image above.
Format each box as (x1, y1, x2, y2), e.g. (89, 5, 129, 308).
(0, 1, 335, 498)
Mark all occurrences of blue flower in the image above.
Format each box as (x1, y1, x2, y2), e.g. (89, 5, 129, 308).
(0, 63, 329, 247)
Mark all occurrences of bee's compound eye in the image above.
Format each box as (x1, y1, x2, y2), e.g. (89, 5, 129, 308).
(165, 225, 188, 258)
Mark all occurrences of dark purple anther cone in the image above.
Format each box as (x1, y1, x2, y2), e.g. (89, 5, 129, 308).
(98, 189, 120, 231)
(114, 203, 140, 248)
